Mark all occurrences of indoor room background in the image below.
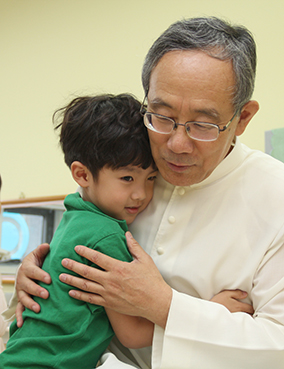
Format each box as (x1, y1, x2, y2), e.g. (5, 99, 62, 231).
(1, 0, 283, 201)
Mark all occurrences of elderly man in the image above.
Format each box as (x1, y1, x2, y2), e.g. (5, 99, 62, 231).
(12, 17, 284, 368)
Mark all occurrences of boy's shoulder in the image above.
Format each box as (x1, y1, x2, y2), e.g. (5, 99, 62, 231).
(54, 192, 128, 244)
(65, 192, 126, 223)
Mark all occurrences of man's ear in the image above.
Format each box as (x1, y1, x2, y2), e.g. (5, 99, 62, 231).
(235, 100, 259, 136)
(71, 161, 92, 188)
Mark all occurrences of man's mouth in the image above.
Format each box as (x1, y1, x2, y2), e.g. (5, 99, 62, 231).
(166, 160, 194, 173)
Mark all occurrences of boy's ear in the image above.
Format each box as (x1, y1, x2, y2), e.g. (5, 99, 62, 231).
(71, 161, 92, 188)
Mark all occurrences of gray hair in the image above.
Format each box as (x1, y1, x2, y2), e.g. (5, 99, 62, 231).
(142, 17, 256, 112)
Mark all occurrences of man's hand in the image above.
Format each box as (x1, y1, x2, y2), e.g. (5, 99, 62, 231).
(15, 243, 51, 326)
(59, 232, 172, 328)
(210, 289, 254, 315)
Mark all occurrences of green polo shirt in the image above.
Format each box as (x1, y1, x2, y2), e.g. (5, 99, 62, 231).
(1, 193, 132, 369)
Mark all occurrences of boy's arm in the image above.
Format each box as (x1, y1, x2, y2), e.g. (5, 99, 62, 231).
(105, 308, 154, 349)
(106, 289, 253, 350)
(210, 289, 254, 315)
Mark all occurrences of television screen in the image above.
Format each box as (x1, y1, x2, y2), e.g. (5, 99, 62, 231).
(0, 201, 65, 264)
(1, 208, 53, 261)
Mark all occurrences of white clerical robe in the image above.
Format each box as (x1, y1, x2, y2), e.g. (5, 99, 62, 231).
(101, 138, 284, 368)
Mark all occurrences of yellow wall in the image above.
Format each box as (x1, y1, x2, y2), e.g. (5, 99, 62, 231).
(1, 0, 283, 200)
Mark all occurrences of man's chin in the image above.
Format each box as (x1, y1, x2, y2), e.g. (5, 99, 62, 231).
(160, 169, 201, 187)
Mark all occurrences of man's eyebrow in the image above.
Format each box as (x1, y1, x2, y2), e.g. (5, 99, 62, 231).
(148, 98, 221, 121)
(147, 97, 172, 109)
(194, 108, 221, 121)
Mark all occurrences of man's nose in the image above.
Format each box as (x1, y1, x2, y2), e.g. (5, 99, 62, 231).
(167, 125, 195, 154)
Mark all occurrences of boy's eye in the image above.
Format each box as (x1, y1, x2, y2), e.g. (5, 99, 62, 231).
(121, 176, 133, 182)
(148, 175, 157, 181)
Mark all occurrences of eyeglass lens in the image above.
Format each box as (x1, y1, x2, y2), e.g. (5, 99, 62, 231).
(145, 113, 219, 141)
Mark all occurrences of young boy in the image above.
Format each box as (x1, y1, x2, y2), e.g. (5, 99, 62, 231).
(0, 94, 253, 368)
(1, 93, 157, 368)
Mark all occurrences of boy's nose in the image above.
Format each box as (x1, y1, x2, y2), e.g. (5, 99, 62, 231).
(131, 187, 146, 201)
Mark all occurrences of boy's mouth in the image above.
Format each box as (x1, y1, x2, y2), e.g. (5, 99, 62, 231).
(125, 206, 140, 214)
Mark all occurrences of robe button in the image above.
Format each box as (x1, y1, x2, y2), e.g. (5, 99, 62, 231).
(178, 188, 185, 196)
(168, 216, 176, 224)
(157, 247, 164, 255)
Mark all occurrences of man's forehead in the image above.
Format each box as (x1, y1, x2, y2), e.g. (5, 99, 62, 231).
(147, 50, 236, 116)
(149, 50, 235, 86)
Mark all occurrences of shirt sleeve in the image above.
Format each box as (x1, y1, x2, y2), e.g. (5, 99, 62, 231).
(152, 235, 284, 369)
(91, 232, 132, 263)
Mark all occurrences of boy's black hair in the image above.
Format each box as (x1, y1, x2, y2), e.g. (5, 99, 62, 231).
(53, 93, 156, 179)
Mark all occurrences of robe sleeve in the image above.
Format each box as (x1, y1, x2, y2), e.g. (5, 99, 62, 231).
(152, 233, 284, 369)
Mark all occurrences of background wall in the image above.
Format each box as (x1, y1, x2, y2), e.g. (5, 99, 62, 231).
(1, 0, 283, 200)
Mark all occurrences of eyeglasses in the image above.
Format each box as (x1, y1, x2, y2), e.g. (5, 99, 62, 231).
(140, 100, 238, 142)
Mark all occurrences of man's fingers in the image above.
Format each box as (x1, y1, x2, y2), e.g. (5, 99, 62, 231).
(230, 300, 254, 315)
(34, 243, 51, 267)
(62, 234, 147, 283)
(239, 302, 254, 315)
(125, 231, 147, 260)
(229, 290, 254, 314)
(15, 302, 25, 328)
(61, 256, 106, 283)
(59, 272, 114, 309)
(211, 289, 254, 315)
(16, 290, 41, 315)
(59, 272, 104, 293)
(18, 244, 52, 285)
(16, 285, 48, 311)
(227, 290, 254, 315)
(72, 245, 128, 272)
(21, 266, 51, 286)
(228, 289, 248, 300)
(68, 289, 106, 306)
(17, 266, 50, 300)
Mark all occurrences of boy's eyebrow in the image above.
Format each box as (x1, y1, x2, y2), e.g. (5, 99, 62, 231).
(117, 166, 137, 172)
(149, 168, 159, 174)
(117, 166, 158, 174)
